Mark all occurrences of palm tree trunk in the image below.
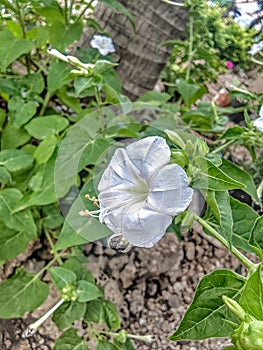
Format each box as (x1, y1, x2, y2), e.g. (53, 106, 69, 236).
(78, 0, 188, 100)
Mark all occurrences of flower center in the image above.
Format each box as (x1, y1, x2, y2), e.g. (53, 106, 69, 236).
(130, 178, 149, 203)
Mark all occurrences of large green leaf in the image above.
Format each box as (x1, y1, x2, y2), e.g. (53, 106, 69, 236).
(25, 115, 69, 139)
(53, 328, 89, 350)
(0, 149, 34, 172)
(170, 270, 245, 341)
(49, 21, 83, 51)
(54, 113, 108, 198)
(52, 302, 86, 330)
(0, 29, 34, 71)
(63, 257, 94, 283)
(0, 267, 49, 318)
(220, 158, 260, 204)
(76, 280, 103, 302)
(231, 197, 259, 253)
(239, 266, 263, 320)
(49, 267, 77, 291)
(8, 96, 38, 128)
(249, 216, 263, 259)
(192, 157, 245, 191)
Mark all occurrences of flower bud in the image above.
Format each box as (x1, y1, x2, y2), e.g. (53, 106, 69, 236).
(231, 320, 263, 350)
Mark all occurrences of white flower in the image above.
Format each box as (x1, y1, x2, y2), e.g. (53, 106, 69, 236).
(254, 105, 263, 132)
(96, 136, 193, 248)
(90, 35, 115, 56)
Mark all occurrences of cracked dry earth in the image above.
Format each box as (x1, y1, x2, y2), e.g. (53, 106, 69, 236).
(0, 224, 245, 350)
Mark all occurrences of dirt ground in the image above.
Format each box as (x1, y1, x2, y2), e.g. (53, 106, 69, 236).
(0, 67, 262, 350)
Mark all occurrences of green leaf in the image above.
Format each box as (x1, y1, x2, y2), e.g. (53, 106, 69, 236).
(0, 221, 37, 263)
(249, 216, 263, 259)
(138, 91, 171, 105)
(231, 197, 259, 253)
(239, 266, 263, 320)
(220, 158, 260, 204)
(214, 191, 233, 248)
(170, 270, 245, 341)
(54, 180, 112, 251)
(100, 0, 136, 31)
(0, 29, 34, 71)
(49, 21, 83, 51)
(42, 204, 64, 229)
(49, 267, 77, 291)
(8, 96, 38, 128)
(1, 123, 31, 149)
(0, 149, 34, 171)
(192, 157, 245, 191)
(47, 61, 72, 93)
(176, 79, 207, 107)
(52, 302, 86, 330)
(103, 84, 132, 114)
(76, 280, 102, 302)
(25, 115, 69, 140)
(53, 328, 89, 350)
(219, 125, 246, 141)
(63, 257, 95, 283)
(0, 188, 37, 235)
(97, 340, 119, 350)
(103, 300, 121, 330)
(0, 167, 11, 185)
(54, 113, 107, 198)
(84, 300, 120, 330)
(34, 134, 57, 164)
(14, 154, 57, 210)
(84, 300, 104, 324)
(0, 267, 49, 318)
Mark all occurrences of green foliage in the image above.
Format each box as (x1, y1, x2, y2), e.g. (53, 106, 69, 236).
(0, 1, 262, 349)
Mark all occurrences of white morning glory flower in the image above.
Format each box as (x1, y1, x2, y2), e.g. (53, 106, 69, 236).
(90, 35, 116, 56)
(254, 105, 263, 132)
(94, 136, 193, 248)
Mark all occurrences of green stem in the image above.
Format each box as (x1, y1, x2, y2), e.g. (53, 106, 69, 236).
(74, 0, 95, 24)
(39, 91, 52, 117)
(44, 228, 63, 265)
(211, 139, 235, 154)
(211, 101, 219, 124)
(64, 0, 68, 25)
(194, 214, 257, 271)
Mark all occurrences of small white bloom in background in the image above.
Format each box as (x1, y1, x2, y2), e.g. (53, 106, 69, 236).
(96, 136, 193, 248)
(90, 34, 116, 56)
(254, 105, 263, 132)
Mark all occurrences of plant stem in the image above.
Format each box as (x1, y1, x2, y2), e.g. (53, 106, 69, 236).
(101, 330, 153, 343)
(211, 139, 235, 154)
(39, 91, 52, 116)
(44, 228, 63, 265)
(74, 0, 94, 24)
(194, 214, 257, 271)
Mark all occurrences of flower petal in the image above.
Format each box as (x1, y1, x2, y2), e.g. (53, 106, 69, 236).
(259, 105, 263, 118)
(254, 116, 263, 132)
(102, 205, 172, 248)
(147, 164, 193, 215)
(125, 136, 171, 180)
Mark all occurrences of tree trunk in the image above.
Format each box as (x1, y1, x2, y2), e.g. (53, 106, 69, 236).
(78, 0, 188, 100)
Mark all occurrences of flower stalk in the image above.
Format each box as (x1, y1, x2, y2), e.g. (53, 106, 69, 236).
(194, 214, 257, 271)
(22, 299, 64, 338)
